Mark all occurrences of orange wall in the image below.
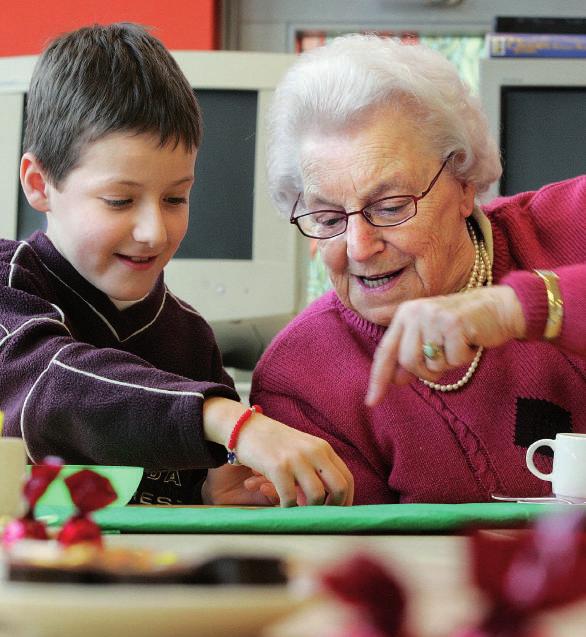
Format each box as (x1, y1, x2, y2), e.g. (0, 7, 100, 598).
(0, 0, 218, 56)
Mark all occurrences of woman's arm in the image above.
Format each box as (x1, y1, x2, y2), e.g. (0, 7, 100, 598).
(368, 177, 586, 406)
(501, 264, 586, 356)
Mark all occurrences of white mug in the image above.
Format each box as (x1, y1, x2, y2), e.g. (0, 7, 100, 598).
(526, 433, 586, 500)
(0, 437, 26, 519)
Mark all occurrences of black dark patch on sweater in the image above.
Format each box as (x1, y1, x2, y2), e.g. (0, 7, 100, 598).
(515, 397, 572, 456)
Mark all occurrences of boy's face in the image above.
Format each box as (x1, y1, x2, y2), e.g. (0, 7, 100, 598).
(42, 132, 196, 301)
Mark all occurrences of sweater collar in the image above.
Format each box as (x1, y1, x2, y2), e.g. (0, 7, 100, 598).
(27, 231, 167, 340)
(331, 292, 386, 343)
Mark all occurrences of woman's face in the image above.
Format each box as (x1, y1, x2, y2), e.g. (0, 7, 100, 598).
(298, 106, 476, 327)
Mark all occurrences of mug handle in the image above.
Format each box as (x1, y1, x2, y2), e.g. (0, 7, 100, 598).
(526, 438, 556, 481)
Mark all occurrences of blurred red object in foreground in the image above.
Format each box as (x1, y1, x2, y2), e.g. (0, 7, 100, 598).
(457, 511, 586, 637)
(57, 469, 117, 547)
(321, 553, 410, 637)
(2, 457, 63, 547)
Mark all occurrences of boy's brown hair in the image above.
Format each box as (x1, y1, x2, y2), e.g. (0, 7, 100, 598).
(24, 22, 202, 187)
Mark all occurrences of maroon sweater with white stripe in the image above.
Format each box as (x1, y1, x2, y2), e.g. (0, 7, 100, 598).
(0, 232, 238, 504)
(251, 176, 586, 504)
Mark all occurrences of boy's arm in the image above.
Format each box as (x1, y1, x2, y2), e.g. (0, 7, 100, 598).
(0, 281, 236, 469)
(202, 397, 354, 507)
(1, 283, 353, 506)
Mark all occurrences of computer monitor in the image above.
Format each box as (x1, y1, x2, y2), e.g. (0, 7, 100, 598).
(479, 58, 586, 200)
(0, 51, 307, 370)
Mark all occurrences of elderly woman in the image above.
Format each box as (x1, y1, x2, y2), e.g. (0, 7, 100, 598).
(250, 35, 586, 504)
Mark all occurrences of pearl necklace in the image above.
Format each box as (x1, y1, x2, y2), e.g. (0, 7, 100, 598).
(420, 220, 492, 392)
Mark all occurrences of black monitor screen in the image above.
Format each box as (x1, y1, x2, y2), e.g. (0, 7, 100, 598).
(501, 87, 586, 196)
(177, 89, 256, 260)
(17, 89, 257, 261)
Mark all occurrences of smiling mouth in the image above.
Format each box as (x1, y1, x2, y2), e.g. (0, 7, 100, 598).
(117, 254, 157, 263)
(358, 268, 405, 289)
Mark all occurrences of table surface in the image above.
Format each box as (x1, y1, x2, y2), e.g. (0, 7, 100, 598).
(2, 523, 585, 636)
(106, 533, 471, 637)
(104, 531, 586, 637)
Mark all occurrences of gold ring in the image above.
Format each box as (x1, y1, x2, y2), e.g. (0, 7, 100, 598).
(422, 341, 443, 361)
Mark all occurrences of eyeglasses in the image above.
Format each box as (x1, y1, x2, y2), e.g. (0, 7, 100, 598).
(290, 153, 454, 240)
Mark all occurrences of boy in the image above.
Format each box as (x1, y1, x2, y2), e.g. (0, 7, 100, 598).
(0, 23, 353, 507)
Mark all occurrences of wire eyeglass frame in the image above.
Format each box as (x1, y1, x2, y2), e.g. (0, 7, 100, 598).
(290, 153, 454, 240)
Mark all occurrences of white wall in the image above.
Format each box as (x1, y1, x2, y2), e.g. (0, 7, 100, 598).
(223, 0, 586, 52)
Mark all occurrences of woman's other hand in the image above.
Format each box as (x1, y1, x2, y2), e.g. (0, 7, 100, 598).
(203, 398, 354, 507)
(202, 465, 279, 506)
(366, 285, 526, 406)
(203, 467, 313, 506)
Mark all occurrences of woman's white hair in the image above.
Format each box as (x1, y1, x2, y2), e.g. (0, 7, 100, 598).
(267, 34, 502, 216)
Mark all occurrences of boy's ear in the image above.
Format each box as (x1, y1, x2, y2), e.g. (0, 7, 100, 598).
(20, 153, 51, 212)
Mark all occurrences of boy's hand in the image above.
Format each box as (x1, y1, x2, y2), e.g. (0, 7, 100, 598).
(203, 398, 354, 507)
(234, 415, 354, 507)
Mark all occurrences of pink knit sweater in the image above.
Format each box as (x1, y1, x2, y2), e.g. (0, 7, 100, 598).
(251, 176, 586, 504)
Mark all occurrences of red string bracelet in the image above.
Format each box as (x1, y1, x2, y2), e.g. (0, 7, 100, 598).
(226, 405, 263, 465)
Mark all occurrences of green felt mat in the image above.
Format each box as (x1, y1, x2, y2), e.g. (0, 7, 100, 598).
(36, 502, 576, 534)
